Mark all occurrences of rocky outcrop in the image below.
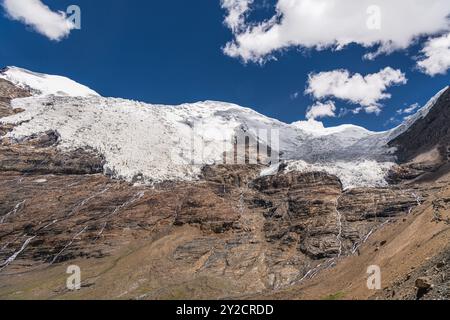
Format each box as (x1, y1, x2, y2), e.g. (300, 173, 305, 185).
(0, 131, 105, 175)
(387, 163, 440, 183)
(201, 164, 263, 188)
(250, 172, 421, 258)
(173, 185, 241, 233)
(0, 79, 30, 118)
(251, 172, 343, 259)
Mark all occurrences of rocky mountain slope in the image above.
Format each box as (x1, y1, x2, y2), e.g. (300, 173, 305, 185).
(389, 87, 450, 173)
(0, 67, 448, 300)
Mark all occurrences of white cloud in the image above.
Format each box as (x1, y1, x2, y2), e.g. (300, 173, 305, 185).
(220, 0, 253, 33)
(306, 100, 336, 120)
(417, 33, 450, 76)
(305, 67, 407, 114)
(221, 0, 450, 63)
(1, 0, 75, 41)
(396, 103, 420, 115)
(290, 92, 299, 100)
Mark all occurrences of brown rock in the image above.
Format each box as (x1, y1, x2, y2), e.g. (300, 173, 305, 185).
(415, 277, 433, 290)
(0, 78, 30, 118)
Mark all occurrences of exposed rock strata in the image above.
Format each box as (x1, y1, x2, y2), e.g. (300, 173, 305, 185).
(0, 163, 424, 297)
(0, 131, 105, 175)
(0, 81, 449, 300)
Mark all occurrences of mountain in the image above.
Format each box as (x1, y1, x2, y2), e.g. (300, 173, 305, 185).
(2, 66, 446, 188)
(0, 66, 99, 97)
(389, 87, 450, 163)
(0, 67, 449, 300)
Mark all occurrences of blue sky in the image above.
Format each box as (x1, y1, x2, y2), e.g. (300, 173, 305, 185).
(0, 0, 449, 131)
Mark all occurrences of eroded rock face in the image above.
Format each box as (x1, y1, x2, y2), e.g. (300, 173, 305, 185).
(0, 80, 446, 299)
(0, 164, 424, 297)
(201, 164, 263, 188)
(251, 172, 343, 259)
(249, 171, 422, 262)
(0, 131, 105, 175)
(387, 163, 439, 183)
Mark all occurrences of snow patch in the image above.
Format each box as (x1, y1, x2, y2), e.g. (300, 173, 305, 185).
(283, 160, 395, 189)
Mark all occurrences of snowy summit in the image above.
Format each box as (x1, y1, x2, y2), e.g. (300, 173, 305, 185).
(0, 66, 99, 97)
(0, 67, 446, 189)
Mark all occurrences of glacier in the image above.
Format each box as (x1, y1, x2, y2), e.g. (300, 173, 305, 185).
(0, 67, 446, 189)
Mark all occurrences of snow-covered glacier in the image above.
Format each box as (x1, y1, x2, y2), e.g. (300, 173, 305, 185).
(0, 66, 99, 97)
(0, 67, 447, 189)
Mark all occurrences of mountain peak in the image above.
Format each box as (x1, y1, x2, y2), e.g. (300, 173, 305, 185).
(389, 85, 450, 164)
(0, 66, 99, 98)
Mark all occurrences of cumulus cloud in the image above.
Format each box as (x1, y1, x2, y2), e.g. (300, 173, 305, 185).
(417, 33, 450, 76)
(305, 67, 407, 114)
(221, 0, 450, 63)
(306, 101, 337, 120)
(1, 0, 75, 41)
